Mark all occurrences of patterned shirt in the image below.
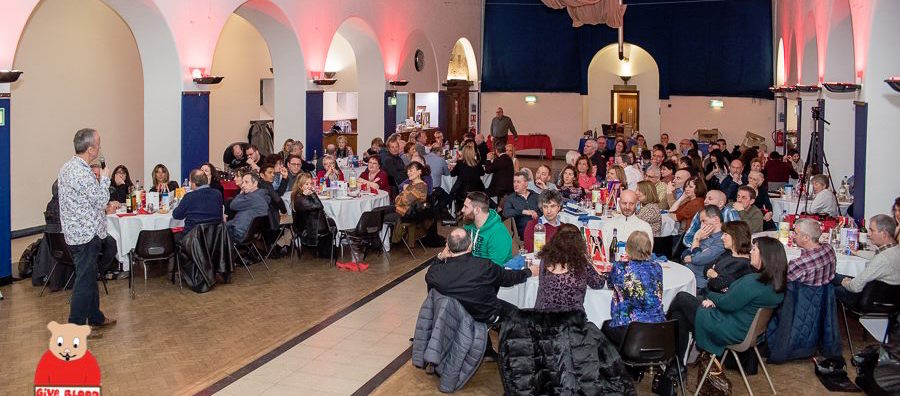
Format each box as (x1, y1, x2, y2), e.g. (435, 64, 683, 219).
(787, 243, 836, 286)
(58, 156, 110, 245)
(609, 259, 665, 327)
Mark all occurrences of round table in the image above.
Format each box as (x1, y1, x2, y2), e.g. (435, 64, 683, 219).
(283, 190, 392, 250)
(770, 196, 852, 222)
(497, 262, 696, 325)
(753, 231, 868, 277)
(557, 211, 679, 237)
(106, 213, 184, 270)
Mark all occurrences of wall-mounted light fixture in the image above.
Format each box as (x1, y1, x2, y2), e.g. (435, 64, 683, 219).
(885, 77, 900, 93)
(794, 84, 821, 93)
(388, 80, 409, 87)
(619, 75, 632, 85)
(709, 99, 724, 109)
(0, 70, 23, 83)
(525, 95, 537, 104)
(311, 71, 337, 86)
(191, 67, 224, 85)
(822, 82, 861, 93)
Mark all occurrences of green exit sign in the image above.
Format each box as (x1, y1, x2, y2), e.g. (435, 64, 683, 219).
(0, 108, 5, 127)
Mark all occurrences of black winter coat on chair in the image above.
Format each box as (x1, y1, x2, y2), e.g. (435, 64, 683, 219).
(292, 193, 336, 256)
(499, 309, 636, 395)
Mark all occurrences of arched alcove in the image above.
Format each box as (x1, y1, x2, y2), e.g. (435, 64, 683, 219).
(397, 29, 439, 93)
(776, 38, 786, 86)
(586, 43, 660, 139)
(447, 38, 478, 84)
(327, 18, 386, 150)
(10, 0, 143, 229)
(209, 14, 272, 164)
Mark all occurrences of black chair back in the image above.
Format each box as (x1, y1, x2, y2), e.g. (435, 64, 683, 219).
(354, 210, 383, 236)
(618, 320, 679, 365)
(240, 216, 270, 244)
(45, 232, 74, 265)
(134, 229, 177, 260)
(858, 281, 900, 314)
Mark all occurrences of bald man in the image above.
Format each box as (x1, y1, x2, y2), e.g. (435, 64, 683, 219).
(719, 159, 747, 201)
(682, 189, 741, 247)
(601, 190, 654, 249)
(665, 169, 692, 207)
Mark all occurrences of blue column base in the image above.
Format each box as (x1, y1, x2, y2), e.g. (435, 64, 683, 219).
(0, 94, 11, 281)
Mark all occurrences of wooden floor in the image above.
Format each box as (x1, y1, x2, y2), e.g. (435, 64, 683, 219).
(0, 244, 439, 395)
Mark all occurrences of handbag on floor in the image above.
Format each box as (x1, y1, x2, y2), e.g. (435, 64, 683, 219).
(696, 353, 732, 396)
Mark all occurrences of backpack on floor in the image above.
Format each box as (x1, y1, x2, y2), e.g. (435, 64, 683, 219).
(17, 237, 42, 279)
(852, 343, 900, 395)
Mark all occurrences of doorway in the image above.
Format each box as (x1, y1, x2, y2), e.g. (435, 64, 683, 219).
(611, 89, 639, 130)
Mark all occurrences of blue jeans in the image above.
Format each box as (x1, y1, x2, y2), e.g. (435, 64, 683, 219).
(68, 236, 106, 326)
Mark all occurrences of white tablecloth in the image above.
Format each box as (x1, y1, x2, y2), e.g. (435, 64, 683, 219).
(106, 213, 184, 270)
(498, 262, 696, 325)
(557, 212, 679, 238)
(283, 190, 392, 250)
(770, 196, 852, 222)
(753, 231, 868, 277)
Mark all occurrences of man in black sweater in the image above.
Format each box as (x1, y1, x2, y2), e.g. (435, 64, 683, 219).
(380, 135, 407, 194)
(172, 169, 224, 236)
(425, 227, 536, 324)
(258, 164, 289, 256)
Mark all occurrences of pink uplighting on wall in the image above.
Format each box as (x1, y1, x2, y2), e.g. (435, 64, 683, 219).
(849, 0, 874, 79)
(0, 0, 41, 70)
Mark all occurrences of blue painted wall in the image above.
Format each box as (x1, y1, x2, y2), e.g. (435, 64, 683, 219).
(0, 96, 10, 283)
(306, 91, 324, 159)
(181, 92, 210, 182)
(384, 91, 397, 140)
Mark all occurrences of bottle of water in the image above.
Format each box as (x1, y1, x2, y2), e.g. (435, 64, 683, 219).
(534, 219, 546, 253)
(182, 178, 190, 193)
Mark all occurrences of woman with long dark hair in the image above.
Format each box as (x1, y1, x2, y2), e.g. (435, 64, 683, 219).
(704, 149, 728, 189)
(534, 223, 606, 311)
(706, 221, 753, 293)
(666, 235, 786, 358)
(557, 165, 585, 202)
(200, 162, 224, 197)
(110, 165, 133, 203)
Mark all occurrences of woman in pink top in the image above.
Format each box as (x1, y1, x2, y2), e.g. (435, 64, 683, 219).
(575, 155, 597, 190)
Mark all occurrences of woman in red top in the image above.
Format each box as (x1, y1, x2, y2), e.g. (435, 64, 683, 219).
(316, 155, 344, 182)
(669, 176, 707, 230)
(359, 155, 389, 193)
(763, 151, 798, 185)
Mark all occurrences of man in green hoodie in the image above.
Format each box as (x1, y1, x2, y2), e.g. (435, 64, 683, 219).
(461, 192, 513, 266)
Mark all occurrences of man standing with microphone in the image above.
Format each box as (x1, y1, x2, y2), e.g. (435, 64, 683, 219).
(490, 107, 518, 153)
(58, 128, 116, 330)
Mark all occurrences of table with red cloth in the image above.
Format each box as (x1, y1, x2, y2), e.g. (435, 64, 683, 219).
(221, 180, 239, 200)
(487, 134, 553, 159)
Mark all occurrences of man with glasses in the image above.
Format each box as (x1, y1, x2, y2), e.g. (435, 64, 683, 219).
(523, 189, 564, 252)
(490, 107, 518, 152)
(645, 166, 668, 209)
(284, 154, 309, 192)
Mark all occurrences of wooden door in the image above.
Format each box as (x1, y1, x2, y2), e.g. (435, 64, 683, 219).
(444, 80, 469, 143)
(611, 91, 639, 130)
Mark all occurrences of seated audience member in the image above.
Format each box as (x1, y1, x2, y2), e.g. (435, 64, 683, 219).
(835, 215, 900, 307)
(666, 236, 786, 359)
(668, 176, 707, 230)
(427, 227, 536, 323)
(602, 231, 664, 346)
(534, 224, 606, 311)
(391, 162, 431, 246)
(425, 146, 449, 189)
(201, 163, 225, 197)
(704, 149, 729, 190)
(431, 131, 445, 151)
(288, 141, 316, 173)
(582, 139, 608, 181)
(401, 155, 433, 194)
(807, 174, 840, 216)
(401, 141, 416, 165)
(664, 169, 690, 208)
(631, 134, 649, 158)
(747, 170, 774, 227)
(528, 164, 557, 193)
(505, 143, 521, 172)
(473, 133, 490, 164)
(645, 166, 668, 210)
(485, 145, 515, 201)
(660, 160, 677, 184)
(358, 155, 390, 193)
(601, 190, 654, 248)
(612, 139, 627, 158)
(764, 151, 797, 190)
(682, 190, 740, 247)
(681, 205, 726, 291)
(650, 147, 666, 169)
(245, 144, 263, 172)
(258, 164, 288, 244)
(291, 173, 335, 258)
(226, 172, 269, 242)
(705, 221, 753, 293)
(503, 172, 541, 239)
(282, 155, 304, 192)
(172, 169, 224, 235)
(109, 165, 132, 203)
(224, 142, 249, 170)
(786, 149, 804, 176)
(617, 154, 643, 191)
(523, 189, 563, 252)
(335, 135, 354, 158)
(381, 136, 408, 193)
(635, 181, 662, 237)
(557, 165, 585, 202)
(149, 163, 179, 193)
(449, 145, 486, 208)
(788, 218, 836, 286)
(575, 155, 596, 190)
(279, 139, 293, 162)
(365, 137, 384, 161)
(316, 155, 345, 182)
(719, 159, 747, 201)
(461, 192, 512, 266)
(730, 186, 764, 233)
(678, 156, 697, 176)
(564, 150, 581, 167)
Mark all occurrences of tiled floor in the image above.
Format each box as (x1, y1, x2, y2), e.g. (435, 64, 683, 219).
(214, 270, 427, 395)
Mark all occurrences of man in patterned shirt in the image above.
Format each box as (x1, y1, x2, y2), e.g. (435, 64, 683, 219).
(58, 128, 116, 329)
(787, 218, 836, 286)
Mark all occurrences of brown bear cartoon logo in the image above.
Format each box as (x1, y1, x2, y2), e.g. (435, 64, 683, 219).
(34, 321, 101, 392)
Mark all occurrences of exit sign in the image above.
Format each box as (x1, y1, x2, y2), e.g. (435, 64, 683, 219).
(0, 107, 5, 127)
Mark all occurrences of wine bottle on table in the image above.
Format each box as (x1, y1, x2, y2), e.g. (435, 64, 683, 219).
(608, 228, 618, 262)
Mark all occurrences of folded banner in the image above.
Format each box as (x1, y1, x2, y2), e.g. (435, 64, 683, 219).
(540, 0, 626, 28)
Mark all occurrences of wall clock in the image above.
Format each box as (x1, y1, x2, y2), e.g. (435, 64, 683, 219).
(414, 49, 425, 72)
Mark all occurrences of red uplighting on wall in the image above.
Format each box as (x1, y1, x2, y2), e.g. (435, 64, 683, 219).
(849, 0, 874, 79)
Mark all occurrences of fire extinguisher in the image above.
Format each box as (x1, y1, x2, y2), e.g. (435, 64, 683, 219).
(773, 130, 785, 147)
